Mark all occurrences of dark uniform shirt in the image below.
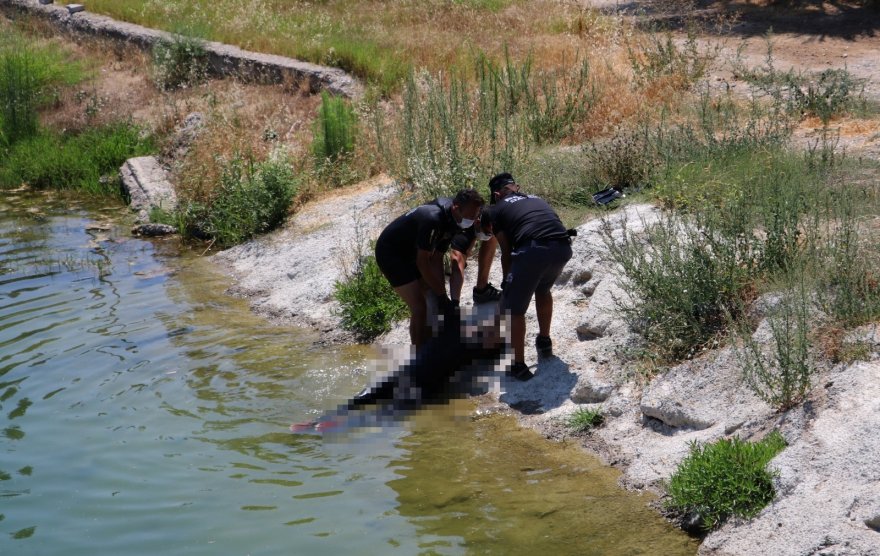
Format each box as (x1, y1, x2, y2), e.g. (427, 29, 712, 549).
(483, 192, 567, 249)
(377, 197, 462, 256)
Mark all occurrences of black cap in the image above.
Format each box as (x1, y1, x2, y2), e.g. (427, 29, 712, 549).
(488, 173, 515, 203)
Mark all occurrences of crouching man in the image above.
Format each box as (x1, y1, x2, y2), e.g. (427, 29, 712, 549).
(374, 189, 484, 347)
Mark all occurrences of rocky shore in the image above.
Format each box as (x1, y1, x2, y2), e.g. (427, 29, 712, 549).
(211, 178, 880, 556)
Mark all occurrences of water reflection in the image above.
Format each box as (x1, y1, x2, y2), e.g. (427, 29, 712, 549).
(0, 190, 696, 555)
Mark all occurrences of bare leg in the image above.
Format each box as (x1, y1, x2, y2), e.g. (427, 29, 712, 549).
(511, 314, 526, 364)
(476, 237, 497, 290)
(394, 280, 428, 347)
(535, 290, 553, 338)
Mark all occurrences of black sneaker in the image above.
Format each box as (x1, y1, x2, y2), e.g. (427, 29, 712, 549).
(473, 283, 502, 304)
(507, 361, 534, 381)
(535, 335, 553, 357)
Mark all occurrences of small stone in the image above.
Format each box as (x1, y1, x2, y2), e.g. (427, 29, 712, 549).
(571, 382, 613, 404)
(865, 515, 880, 532)
(131, 223, 177, 237)
(39, 0, 53, 5)
(67, 4, 85, 14)
(572, 269, 592, 285)
(576, 323, 604, 341)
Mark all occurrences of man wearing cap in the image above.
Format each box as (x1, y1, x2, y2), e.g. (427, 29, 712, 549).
(375, 189, 484, 347)
(483, 173, 572, 381)
(448, 222, 503, 306)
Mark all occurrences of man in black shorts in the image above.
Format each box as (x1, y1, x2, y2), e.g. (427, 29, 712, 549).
(483, 173, 572, 381)
(375, 189, 484, 347)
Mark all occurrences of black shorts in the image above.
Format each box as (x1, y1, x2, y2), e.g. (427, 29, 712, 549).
(374, 239, 420, 288)
(500, 239, 572, 315)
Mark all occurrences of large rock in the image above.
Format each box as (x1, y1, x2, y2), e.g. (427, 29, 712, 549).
(120, 156, 177, 223)
(639, 348, 770, 431)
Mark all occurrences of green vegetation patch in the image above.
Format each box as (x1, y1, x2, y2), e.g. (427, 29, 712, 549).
(334, 253, 407, 341)
(0, 123, 154, 194)
(565, 407, 604, 432)
(665, 431, 786, 531)
(0, 27, 87, 147)
(179, 152, 298, 247)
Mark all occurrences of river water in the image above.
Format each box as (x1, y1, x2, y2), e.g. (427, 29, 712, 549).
(0, 190, 697, 555)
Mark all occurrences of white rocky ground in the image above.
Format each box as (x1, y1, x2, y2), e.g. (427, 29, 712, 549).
(213, 182, 880, 556)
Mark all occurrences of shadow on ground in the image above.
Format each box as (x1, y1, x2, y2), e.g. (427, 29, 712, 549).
(499, 356, 578, 415)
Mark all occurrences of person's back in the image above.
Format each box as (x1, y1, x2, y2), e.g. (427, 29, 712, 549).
(377, 200, 457, 255)
(486, 192, 568, 249)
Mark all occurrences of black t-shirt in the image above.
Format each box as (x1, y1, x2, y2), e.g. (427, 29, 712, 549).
(377, 198, 462, 256)
(484, 192, 567, 248)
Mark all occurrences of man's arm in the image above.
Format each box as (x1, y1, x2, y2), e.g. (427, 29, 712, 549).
(496, 231, 512, 281)
(449, 240, 475, 302)
(416, 249, 447, 298)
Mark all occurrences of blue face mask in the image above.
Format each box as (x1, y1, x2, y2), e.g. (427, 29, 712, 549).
(458, 218, 474, 229)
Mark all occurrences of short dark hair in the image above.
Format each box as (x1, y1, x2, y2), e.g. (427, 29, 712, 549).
(488, 173, 516, 204)
(453, 188, 484, 208)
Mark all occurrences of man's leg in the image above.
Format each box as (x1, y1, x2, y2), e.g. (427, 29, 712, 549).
(535, 290, 553, 338)
(475, 237, 497, 290)
(393, 280, 428, 347)
(511, 312, 527, 365)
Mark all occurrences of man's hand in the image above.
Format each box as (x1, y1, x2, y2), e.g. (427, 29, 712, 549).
(436, 292, 456, 315)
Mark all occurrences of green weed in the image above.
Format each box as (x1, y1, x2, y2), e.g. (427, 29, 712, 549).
(313, 92, 357, 163)
(602, 210, 756, 361)
(815, 186, 880, 327)
(734, 37, 867, 124)
(334, 250, 407, 341)
(734, 277, 814, 411)
(565, 407, 604, 432)
(181, 152, 297, 247)
(0, 123, 154, 194)
(0, 29, 86, 146)
(665, 431, 786, 531)
(152, 32, 209, 91)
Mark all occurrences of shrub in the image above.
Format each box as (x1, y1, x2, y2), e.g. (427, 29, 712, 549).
(582, 128, 655, 193)
(734, 278, 814, 411)
(665, 431, 786, 531)
(152, 32, 209, 91)
(628, 29, 713, 90)
(0, 123, 154, 194)
(313, 92, 357, 162)
(816, 189, 880, 327)
(182, 152, 297, 247)
(334, 252, 407, 341)
(602, 212, 755, 361)
(565, 407, 604, 432)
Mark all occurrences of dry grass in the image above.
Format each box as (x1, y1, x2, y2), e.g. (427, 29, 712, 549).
(172, 83, 321, 205)
(78, 0, 629, 91)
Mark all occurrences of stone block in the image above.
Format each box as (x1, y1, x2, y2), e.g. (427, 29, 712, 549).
(38, 0, 54, 5)
(67, 4, 85, 14)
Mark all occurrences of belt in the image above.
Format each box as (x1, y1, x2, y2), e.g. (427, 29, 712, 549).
(516, 237, 571, 250)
